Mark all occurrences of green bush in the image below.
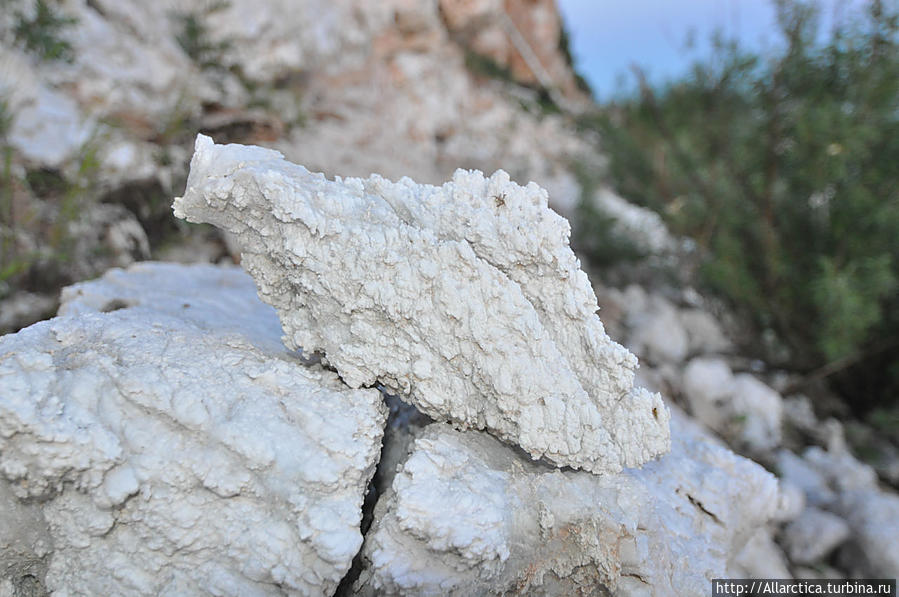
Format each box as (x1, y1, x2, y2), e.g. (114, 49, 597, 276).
(581, 0, 899, 410)
(172, 1, 232, 72)
(12, 0, 77, 62)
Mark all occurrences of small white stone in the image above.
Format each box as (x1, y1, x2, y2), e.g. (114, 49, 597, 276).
(782, 507, 850, 565)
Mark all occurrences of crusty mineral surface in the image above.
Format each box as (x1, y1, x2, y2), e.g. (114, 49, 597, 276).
(0, 263, 386, 596)
(174, 135, 669, 474)
(354, 409, 780, 596)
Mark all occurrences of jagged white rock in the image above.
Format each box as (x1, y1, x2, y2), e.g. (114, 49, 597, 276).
(628, 296, 689, 364)
(782, 506, 850, 565)
(174, 135, 670, 474)
(728, 528, 792, 580)
(593, 188, 677, 255)
(837, 489, 899, 577)
(354, 408, 780, 596)
(0, 263, 386, 596)
(683, 358, 783, 453)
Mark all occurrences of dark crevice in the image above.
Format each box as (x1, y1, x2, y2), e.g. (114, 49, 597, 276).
(685, 493, 723, 525)
(332, 485, 375, 596)
(333, 393, 433, 596)
(85, 0, 106, 16)
(333, 394, 391, 597)
(622, 572, 649, 584)
(100, 298, 137, 313)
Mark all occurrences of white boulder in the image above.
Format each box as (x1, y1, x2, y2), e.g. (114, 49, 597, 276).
(678, 308, 732, 355)
(682, 359, 783, 453)
(682, 357, 735, 431)
(771, 480, 806, 523)
(728, 528, 791, 579)
(802, 446, 878, 494)
(782, 507, 850, 565)
(628, 297, 689, 364)
(174, 135, 669, 474)
(0, 48, 93, 167)
(593, 188, 676, 255)
(776, 450, 836, 508)
(731, 374, 783, 452)
(836, 489, 899, 578)
(355, 409, 780, 596)
(0, 263, 387, 596)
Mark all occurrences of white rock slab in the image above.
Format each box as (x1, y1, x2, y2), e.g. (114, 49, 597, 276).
(173, 135, 669, 474)
(0, 263, 387, 596)
(354, 408, 780, 596)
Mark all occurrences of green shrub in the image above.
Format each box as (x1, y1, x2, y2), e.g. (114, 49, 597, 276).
(570, 161, 648, 268)
(13, 0, 77, 62)
(172, 1, 232, 72)
(581, 0, 899, 410)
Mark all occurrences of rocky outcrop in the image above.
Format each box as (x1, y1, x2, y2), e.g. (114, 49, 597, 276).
(0, 0, 589, 210)
(174, 135, 669, 474)
(0, 263, 386, 596)
(438, 0, 591, 103)
(355, 409, 779, 596)
(1, 0, 593, 340)
(5, 0, 897, 591)
(0, 260, 796, 596)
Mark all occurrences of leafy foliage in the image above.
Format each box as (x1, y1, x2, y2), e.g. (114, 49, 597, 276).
(570, 161, 648, 268)
(12, 0, 77, 62)
(0, 106, 105, 297)
(172, 1, 232, 72)
(581, 0, 899, 409)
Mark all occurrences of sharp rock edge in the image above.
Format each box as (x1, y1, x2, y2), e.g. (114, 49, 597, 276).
(174, 134, 670, 474)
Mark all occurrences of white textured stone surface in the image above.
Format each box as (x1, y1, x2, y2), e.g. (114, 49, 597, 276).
(593, 188, 676, 255)
(0, 263, 386, 596)
(782, 507, 849, 565)
(355, 409, 780, 596)
(776, 450, 836, 508)
(837, 489, 899, 578)
(682, 359, 783, 453)
(683, 357, 736, 430)
(174, 135, 670, 474)
(728, 528, 791, 579)
(0, 47, 93, 167)
(731, 374, 783, 452)
(628, 297, 689, 364)
(678, 308, 732, 355)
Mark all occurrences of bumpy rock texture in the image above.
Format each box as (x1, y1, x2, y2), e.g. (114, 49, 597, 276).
(354, 409, 779, 596)
(0, 263, 386, 596)
(174, 135, 670, 474)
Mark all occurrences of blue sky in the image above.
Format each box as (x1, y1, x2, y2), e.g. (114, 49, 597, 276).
(556, 0, 868, 100)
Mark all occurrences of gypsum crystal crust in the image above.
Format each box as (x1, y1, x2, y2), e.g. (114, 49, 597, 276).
(174, 134, 670, 474)
(354, 412, 781, 597)
(0, 263, 387, 596)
